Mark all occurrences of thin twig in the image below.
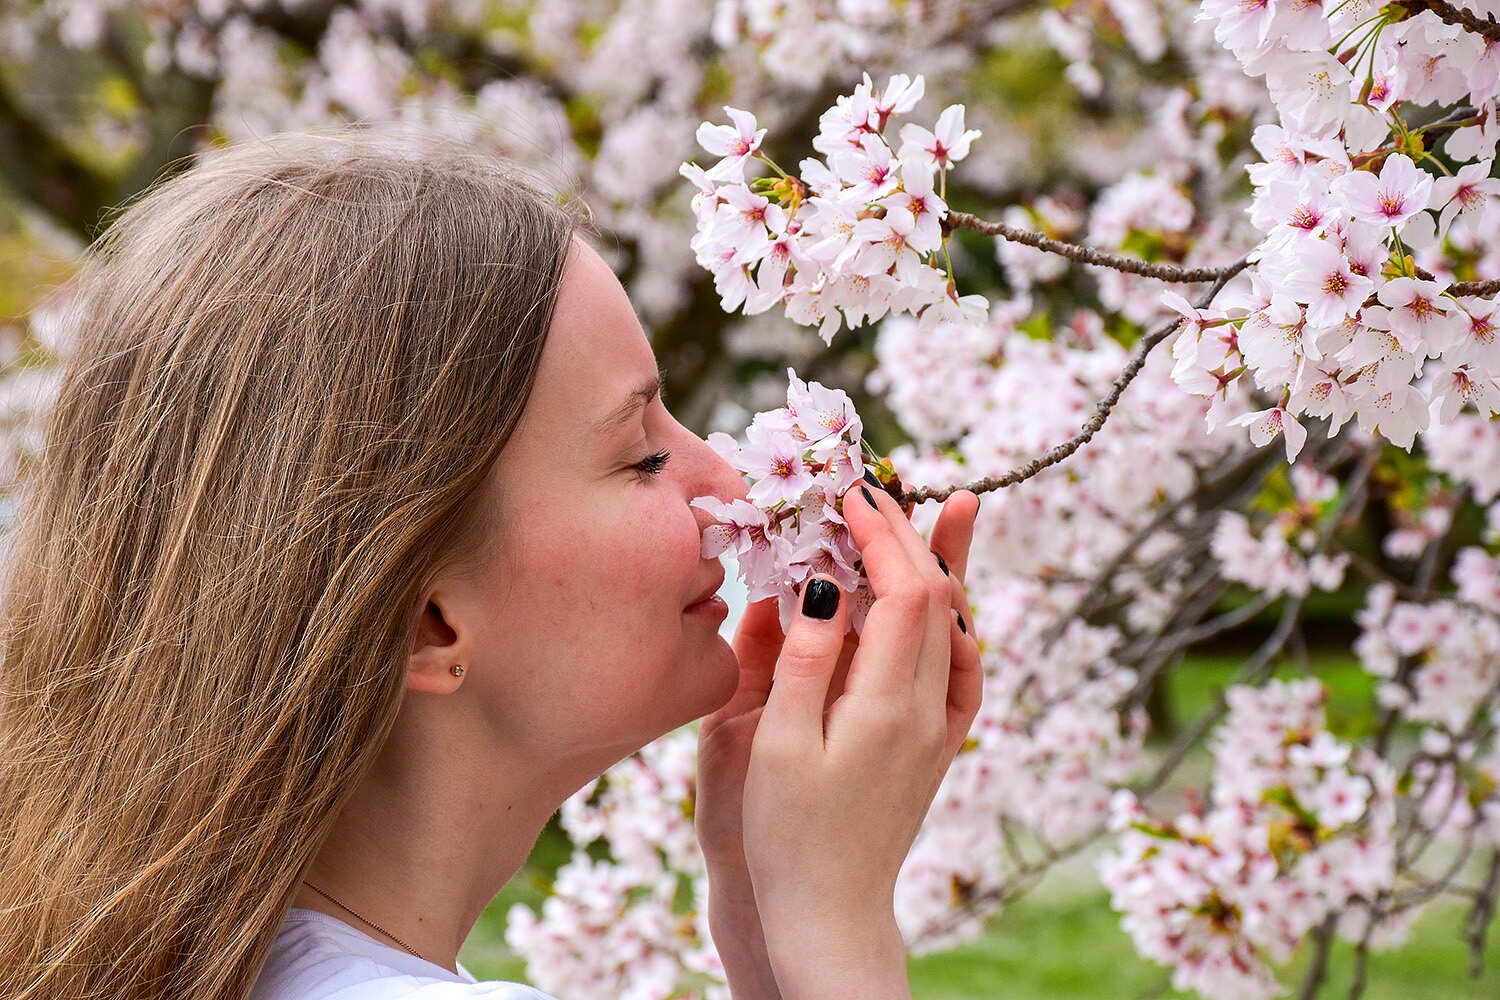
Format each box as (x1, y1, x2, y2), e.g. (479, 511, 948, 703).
(1297, 915, 1339, 1000)
(1450, 277, 1500, 297)
(1044, 445, 1282, 649)
(1349, 928, 1372, 1000)
(1132, 446, 1378, 796)
(1403, 0, 1500, 43)
(1131, 593, 1306, 798)
(900, 256, 1251, 505)
(1465, 849, 1500, 978)
(944, 210, 1239, 283)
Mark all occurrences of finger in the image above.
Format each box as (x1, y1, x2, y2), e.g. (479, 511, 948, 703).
(927, 490, 981, 582)
(942, 605, 983, 766)
(839, 480, 921, 603)
(914, 490, 981, 709)
(858, 485, 955, 696)
(840, 484, 939, 697)
(822, 629, 859, 719)
(761, 574, 849, 748)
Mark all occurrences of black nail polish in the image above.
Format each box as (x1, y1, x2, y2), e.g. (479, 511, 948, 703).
(860, 485, 878, 509)
(934, 552, 949, 576)
(957, 613, 967, 635)
(802, 578, 839, 620)
(863, 468, 881, 488)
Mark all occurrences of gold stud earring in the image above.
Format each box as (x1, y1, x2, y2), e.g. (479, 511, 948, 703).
(450, 664, 464, 677)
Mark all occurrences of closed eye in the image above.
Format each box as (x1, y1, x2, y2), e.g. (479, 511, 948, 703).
(632, 449, 672, 479)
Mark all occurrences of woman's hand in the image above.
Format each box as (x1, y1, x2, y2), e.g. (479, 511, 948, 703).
(735, 482, 981, 993)
(695, 486, 980, 883)
(694, 484, 979, 998)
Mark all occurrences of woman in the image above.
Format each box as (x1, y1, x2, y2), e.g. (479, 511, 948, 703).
(0, 123, 981, 999)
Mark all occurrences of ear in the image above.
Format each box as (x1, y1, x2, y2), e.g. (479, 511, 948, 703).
(406, 594, 467, 695)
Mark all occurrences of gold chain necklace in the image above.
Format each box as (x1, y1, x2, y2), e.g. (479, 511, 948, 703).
(301, 880, 427, 963)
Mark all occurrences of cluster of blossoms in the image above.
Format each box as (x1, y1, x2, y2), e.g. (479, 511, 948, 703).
(505, 730, 730, 1000)
(1355, 579, 1500, 734)
(1101, 679, 1398, 1000)
(1169, 3, 1500, 461)
(691, 368, 874, 633)
(861, 302, 1241, 948)
(1211, 463, 1351, 598)
(681, 72, 988, 345)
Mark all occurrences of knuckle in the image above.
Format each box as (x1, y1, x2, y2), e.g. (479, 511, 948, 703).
(881, 589, 926, 625)
(777, 643, 829, 679)
(752, 729, 801, 766)
(861, 699, 908, 739)
(917, 704, 947, 746)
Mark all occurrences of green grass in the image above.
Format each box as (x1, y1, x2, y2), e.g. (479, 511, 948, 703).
(1158, 647, 1381, 743)
(458, 649, 1497, 997)
(906, 886, 1500, 999)
(463, 856, 1500, 999)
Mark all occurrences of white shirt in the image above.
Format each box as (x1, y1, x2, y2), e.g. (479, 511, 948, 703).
(251, 907, 558, 1000)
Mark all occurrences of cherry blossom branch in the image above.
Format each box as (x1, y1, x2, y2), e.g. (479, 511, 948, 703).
(1402, 0, 1500, 44)
(1296, 915, 1339, 1000)
(1445, 277, 1500, 297)
(1039, 446, 1284, 652)
(1132, 594, 1307, 798)
(942, 210, 1240, 282)
(1411, 264, 1500, 298)
(899, 255, 1251, 506)
(1344, 549, 1495, 618)
(1466, 850, 1500, 977)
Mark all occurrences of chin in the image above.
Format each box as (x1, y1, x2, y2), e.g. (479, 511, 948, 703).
(676, 639, 740, 724)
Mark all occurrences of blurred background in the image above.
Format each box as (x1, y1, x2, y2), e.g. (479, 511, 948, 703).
(1, 2, 1496, 997)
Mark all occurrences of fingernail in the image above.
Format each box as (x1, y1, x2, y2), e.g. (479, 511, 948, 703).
(802, 578, 839, 620)
(934, 552, 949, 576)
(863, 468, 881, 488)
(956, 613, 967, 635)
(860, 485, 877, 509)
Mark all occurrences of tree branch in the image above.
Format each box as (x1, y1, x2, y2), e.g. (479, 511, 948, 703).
(898, 255, 1250, 506)
(1297, 915, 1339, 1000)
(1466, 849, 1500, 978)
(1402, 0, 1500, 43)
(943, 210, 1240, 283)
(1131, 593, 1306, 798)
(1449, 277, 1500, 297)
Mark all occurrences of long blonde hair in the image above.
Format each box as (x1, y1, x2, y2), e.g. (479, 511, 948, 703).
(0, 124, 586, 998)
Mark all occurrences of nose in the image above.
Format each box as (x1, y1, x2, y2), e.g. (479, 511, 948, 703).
(685, 427, 749, 522)
(705, 431, 749, 503)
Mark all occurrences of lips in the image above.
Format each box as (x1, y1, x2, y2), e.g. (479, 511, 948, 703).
(685, 568, 726, 609)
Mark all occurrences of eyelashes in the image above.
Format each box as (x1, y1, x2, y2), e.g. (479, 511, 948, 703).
(632, 449, 672, 479)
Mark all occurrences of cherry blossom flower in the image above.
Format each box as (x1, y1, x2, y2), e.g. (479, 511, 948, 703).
(692, 369, 876, 632)
(897, 103, 982, 170)
(1279, 237, 1374, 328)
(1229, 405, 1308, 462)
(1334, 152, 1434, 230)
(1432, 157, 1500, 234)
(695, 105, 766, 182)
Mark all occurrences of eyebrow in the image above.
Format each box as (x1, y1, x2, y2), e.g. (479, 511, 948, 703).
(592, 365, 667, 435)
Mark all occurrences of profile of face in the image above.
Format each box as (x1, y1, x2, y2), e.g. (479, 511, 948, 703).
(410, 236, 749, 780)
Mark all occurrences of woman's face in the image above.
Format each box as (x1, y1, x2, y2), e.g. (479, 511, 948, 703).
(430, 236, 748, 775)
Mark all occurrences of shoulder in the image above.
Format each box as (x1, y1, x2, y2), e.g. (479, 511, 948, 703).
(252, 908, 557, 1000)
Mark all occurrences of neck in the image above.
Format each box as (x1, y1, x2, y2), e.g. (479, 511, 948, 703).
(288, 693, 596, 976)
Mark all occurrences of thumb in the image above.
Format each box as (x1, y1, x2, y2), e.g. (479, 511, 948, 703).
(761, 575, 848, 748)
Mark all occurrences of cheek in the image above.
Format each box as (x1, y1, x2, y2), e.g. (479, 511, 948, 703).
(520, 488, 702, 630)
